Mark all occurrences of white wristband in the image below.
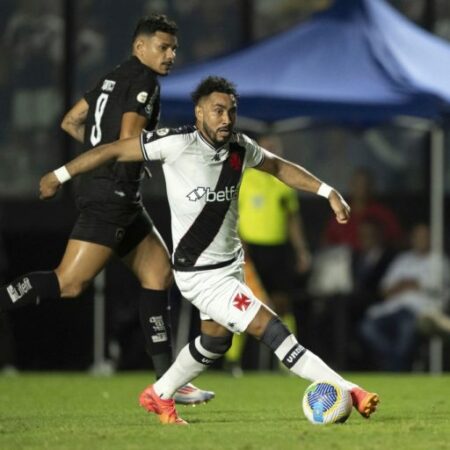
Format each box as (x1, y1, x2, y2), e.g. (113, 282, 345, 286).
(317, 183, 333, 199)
(53, 166, 71, 184)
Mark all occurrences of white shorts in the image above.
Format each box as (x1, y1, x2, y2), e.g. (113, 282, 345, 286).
(174, 259, 265, 333)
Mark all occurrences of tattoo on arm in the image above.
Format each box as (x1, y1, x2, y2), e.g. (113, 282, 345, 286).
(62, 102, 89, 143)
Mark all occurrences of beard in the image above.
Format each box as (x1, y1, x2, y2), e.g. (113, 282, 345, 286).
(202, 121, 231, 148)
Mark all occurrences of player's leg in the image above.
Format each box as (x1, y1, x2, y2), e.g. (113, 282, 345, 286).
(121, 221, 174, 380)
(121, 211, 214, 404)
(139, 319, 231, 424)
(224, 255, 268, 376)
(246, 306, 379, 418)
(147, 320, 232, 400)
(55, 239, 114, 297)
(0, 238, 112, 311)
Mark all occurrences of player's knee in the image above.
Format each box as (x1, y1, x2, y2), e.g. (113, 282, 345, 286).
(247, 307, 275, 338)
(141, 271, 173, 290)
(200, 334, 232, 355)
(55, 273, 90, 298)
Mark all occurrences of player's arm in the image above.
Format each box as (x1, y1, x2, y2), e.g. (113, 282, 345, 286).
(39, 137, 143, 199)
(257, 150, 350, 224)
(61, 98, 89, 143)
(120, 112, 148, 139)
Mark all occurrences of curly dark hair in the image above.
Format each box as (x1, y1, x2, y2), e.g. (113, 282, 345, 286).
(132, 14, 178, 41)
(191, 76, 238, 105)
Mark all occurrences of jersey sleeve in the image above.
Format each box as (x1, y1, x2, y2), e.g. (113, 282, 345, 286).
(238, 133, 265, 168)
(83, 86, 97, 106)
(140, 128, 190, 163)
(124, 72, 159, 118)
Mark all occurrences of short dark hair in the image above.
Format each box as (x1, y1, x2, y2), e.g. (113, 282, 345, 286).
(191, 76, 238, 105)
(132, 14, 178, 42)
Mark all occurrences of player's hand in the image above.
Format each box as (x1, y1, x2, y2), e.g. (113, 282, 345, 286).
(329, 190, 350, 224)
(39, 172, 61, 200)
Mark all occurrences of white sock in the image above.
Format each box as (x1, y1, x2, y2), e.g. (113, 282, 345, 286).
(153, 336, 221, 399)
(275, 335, 357, 391)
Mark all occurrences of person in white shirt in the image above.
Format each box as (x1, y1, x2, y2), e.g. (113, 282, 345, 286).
(360, 223, 449, 371)
(39, 76, 379, 425)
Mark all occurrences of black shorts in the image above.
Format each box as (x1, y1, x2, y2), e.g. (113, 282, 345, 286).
(245, 243, 295, 293)
(70, 208, 154, 258)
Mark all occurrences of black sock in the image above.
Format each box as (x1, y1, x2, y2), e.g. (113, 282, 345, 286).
(0, 271, 60, 311)
(138, 288, 172, 379)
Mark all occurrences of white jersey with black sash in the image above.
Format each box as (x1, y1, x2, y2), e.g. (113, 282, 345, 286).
(140, 126, 264, 270)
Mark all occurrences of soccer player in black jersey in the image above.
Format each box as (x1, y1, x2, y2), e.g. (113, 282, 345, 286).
(0, 14, 214, 406)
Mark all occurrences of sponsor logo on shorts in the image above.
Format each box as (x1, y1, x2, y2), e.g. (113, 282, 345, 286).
(115, 228, 125, 242)
(186, 186, 237, 203)
(233, 293, 251, 311)
(6, 277, 32, 303)
(101, 79, 116, 92)
(136, 91, 148, 103)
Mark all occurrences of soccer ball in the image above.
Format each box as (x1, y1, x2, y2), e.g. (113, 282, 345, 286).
(302, 381, 353, 425)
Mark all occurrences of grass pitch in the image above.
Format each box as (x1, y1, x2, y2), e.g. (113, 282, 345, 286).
(1, 372, 449, 450)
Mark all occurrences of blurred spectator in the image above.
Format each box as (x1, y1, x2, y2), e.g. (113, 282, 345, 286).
(323, 167, 403, 251)
(306, 218, 396, 369)
(351, 218, 397, 306)
(172, 0, 240, 63)
(360, 223, 450, 371)
(4, 0, 63, 134)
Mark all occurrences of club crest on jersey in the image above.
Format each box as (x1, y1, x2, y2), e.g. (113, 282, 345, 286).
(229, 152, 242, 171)
(186, 186, 237, 202)
(233, 293, 252, 311)
(136, 91, 148, 103)
(101, 79, 116, 92)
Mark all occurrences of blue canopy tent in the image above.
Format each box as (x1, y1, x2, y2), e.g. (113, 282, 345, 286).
(161, 0, 450, 125)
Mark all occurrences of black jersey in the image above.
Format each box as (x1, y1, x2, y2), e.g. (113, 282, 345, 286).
(75, 56, 160, 218)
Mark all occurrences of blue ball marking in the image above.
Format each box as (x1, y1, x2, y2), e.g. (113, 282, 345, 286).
(312, 402, 324, 422)
(307, 383, 338, 413)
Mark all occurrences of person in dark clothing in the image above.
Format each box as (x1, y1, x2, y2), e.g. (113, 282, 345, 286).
(0, 14, 213, 405)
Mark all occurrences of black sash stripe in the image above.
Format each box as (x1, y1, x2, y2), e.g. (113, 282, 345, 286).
(174, 142, 245, 267)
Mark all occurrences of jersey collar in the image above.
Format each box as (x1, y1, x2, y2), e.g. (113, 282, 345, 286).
(197, 129, 231, 163)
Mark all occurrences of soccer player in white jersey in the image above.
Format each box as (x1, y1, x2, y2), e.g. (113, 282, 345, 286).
(40, 76, 379, 425)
